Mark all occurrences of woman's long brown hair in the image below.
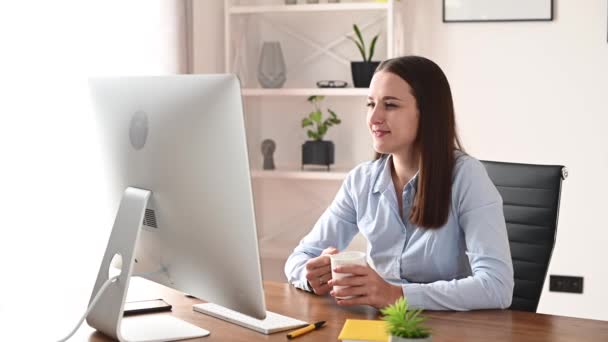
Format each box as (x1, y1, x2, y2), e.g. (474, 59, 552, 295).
(375, 56, 463, 228)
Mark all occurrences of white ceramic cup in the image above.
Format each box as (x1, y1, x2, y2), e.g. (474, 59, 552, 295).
(330, 251, 367, 299)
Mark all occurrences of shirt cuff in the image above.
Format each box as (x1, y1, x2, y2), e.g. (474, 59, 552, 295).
(292, 279, 313, 292)
(402, 283, 426, 309)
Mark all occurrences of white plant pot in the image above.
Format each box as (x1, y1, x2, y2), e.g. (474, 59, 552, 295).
(389, 336, 432, 342)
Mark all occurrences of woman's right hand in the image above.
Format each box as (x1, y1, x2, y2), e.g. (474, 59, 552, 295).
(305, 247, 339, 295)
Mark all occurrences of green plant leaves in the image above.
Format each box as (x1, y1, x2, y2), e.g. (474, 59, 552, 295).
(349, 24, 381, 61)
(307, 95, 325, 103)
(353, 24, 365, 56)
(347, 36, 366, 61)
(310, 110, 322, 123)
(328, 109, 341, 125)
(302, 117, 313, 127)
(368, 34, 379, 62)
(318, 125, 328, 137)
(307, 130, 319, 140)
(380, 297, 430, 338)
(302, 98, 341, 141)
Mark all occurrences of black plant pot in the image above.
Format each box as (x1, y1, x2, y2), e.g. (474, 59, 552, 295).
(302, 140, 334, 171)
(351, 61, 380, 88)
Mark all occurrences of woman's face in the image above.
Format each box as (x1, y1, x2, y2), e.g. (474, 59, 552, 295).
(366, 71, 419, 155)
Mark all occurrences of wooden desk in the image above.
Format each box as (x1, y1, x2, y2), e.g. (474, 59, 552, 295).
(87, 281, 608, 341)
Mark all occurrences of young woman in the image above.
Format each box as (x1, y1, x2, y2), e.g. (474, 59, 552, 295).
(284, 56, 513, 311)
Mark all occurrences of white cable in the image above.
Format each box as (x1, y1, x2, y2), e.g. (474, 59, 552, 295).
(57, 269, 165, 342)
(57, 275, 119, 342)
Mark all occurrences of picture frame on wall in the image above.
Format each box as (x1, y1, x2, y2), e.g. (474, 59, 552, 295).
(443, 0, 554, 23)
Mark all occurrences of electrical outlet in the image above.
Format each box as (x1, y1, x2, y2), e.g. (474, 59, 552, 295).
(549, 275, 584, 294)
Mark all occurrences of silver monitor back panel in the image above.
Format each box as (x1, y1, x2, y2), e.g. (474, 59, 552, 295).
(89, 74, 266, 319)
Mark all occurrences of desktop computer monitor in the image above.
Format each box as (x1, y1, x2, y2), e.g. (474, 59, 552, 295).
(87, 74, 266, 341)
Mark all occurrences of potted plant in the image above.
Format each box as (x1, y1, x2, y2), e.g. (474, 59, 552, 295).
(348, 24, 380, 88)
(380, 297, 432, 342)
(301, 95, 341, 171)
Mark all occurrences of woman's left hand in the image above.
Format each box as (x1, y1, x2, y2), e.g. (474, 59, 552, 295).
(328, 264, 403, 309)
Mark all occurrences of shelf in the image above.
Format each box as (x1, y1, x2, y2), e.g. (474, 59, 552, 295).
(242, 88, 369, 97)
(229, 2, 388, 15)
(251, 167, 349, 180)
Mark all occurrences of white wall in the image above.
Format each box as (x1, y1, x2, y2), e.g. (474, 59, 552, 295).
(402, 0, 608, 320)
(193, 0, 225, 73)
(0, 1, 188, 339)
(196, 0, 608, 320)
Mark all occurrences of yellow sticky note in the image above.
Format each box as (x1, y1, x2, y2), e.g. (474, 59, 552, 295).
(338, 319, 389, 342)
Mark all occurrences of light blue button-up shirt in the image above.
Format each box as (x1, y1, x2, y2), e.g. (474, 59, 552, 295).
(284, 153, 514, 310)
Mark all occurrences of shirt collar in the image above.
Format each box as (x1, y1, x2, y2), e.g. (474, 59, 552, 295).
(371, 155, 392, 194)
(372, 154, 419, 195)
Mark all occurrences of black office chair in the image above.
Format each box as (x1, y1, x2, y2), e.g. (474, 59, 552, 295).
(481, 160, 567, 312)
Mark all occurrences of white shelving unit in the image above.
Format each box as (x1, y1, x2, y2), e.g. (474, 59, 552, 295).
(225, 0, 396, 180)
(217, 1, 395, 278)
(242, 87, 369, 96)
(251, 168, 349, 180)
(229, 2, 388, 14)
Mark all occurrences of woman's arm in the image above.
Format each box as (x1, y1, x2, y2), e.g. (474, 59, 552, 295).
(284, 173, 360, 292)
(401, 158, 514, 310)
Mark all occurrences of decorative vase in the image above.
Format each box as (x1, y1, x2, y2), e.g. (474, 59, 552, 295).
(257, 42, 287, 88)
(351, 61, 380, 88)
(389, 336, 433, 342)
(302, 140, 334, 171)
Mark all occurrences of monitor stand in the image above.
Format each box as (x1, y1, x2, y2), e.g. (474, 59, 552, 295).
(86, 187, 210, 341)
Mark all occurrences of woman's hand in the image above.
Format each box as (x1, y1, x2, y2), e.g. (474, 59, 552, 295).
(304, 247, 339, 295)
(328, 264, 403, 309)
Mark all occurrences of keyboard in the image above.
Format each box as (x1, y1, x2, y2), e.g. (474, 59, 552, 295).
(192, 302, 308, 334)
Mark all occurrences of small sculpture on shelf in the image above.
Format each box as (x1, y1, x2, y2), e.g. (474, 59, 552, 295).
(301, 96, 341, 171)
(261, 139, 276, 170)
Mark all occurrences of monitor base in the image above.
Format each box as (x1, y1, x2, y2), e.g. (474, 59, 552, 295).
(120, 314, 209, 341)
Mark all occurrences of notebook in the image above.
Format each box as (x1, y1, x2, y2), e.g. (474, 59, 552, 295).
(338, 319, 389, 342)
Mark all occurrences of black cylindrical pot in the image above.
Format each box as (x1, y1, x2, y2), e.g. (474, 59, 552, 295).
(351, 61, 380, 88)
(302, 140, 334, 168)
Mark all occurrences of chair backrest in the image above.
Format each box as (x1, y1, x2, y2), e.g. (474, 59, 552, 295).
(480, 160, 567, 312)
